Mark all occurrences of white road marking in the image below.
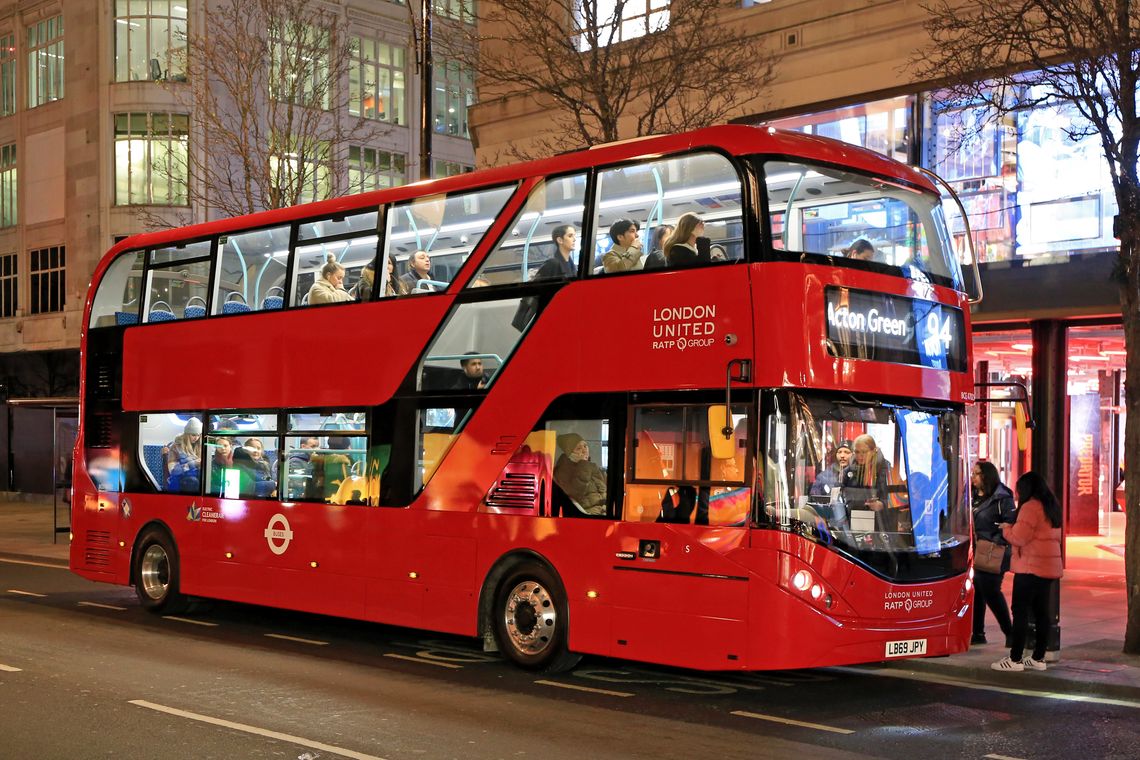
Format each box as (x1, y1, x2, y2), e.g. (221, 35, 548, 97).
(985, 754, 1029, 760)
(6, 589, 47, 597)
(265, 633, 329, 646)
(731, 710, 855, 734)
(382, 653, 462, 669)
(128, 700, 387, 760)
(534, 679, 634, 697)
(0, 558, 68, 570)
(0, 663, 22, 672)
(161, 616, 218, 627)
(78, 601, 128, 611)
(838, 665, 1140, 709)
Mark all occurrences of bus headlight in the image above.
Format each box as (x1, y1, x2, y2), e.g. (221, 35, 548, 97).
(792, 570, 812, 592)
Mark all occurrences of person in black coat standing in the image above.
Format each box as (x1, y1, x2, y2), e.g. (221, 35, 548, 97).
(971, 460, 1016, 644)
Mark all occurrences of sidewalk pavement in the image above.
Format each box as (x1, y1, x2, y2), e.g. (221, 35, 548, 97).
(2, 499, 1138, 698)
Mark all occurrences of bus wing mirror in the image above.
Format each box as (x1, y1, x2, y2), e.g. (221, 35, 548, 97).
(708, 405, 735, 461)
(1015, 403, 1030, 452)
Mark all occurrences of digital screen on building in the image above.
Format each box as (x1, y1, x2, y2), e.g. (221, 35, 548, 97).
(824, 286, 966, 372)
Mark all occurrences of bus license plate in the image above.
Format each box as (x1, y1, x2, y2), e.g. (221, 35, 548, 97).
(884, 639, 927, 658)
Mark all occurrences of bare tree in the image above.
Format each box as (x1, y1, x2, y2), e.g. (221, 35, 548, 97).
(440, 0, 776, 159)
(167, 0, 368, 220)
(914, 0, 1140, 652)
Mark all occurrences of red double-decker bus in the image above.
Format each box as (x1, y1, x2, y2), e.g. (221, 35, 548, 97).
(72, 125, 980, 672)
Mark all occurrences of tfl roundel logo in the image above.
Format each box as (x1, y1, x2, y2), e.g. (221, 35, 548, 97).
(264, 513, 294, 555)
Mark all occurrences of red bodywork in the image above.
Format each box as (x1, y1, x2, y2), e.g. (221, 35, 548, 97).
(71, 126, 973, 670)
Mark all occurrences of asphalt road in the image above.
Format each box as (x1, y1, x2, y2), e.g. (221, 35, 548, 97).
(2, 555, 1138, 760)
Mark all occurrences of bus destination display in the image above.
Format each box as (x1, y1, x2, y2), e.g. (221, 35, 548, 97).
(825, 286, 966, 371)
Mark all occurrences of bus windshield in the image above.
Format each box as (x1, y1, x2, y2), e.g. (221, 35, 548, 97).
(762, 391, 970, 581)
(764, 159, 963, 290)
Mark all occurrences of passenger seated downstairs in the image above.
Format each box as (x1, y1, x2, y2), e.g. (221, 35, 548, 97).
(552, 433, 606, 516)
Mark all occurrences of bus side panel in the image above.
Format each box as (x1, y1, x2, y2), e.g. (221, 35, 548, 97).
(120, 297, 452, 411)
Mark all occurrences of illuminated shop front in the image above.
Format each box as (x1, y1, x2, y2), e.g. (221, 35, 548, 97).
(762, 93, 1125, 537)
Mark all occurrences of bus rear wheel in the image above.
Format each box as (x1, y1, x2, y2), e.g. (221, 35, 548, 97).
(493, 562, 580, 672)
(133, 527, 187, 614)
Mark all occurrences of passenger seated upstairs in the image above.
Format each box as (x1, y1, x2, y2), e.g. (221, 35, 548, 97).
(662, 212, 712, 268)
(400, 250, 437, 292)
(308, 254, 353, 304)
(843, 238, 876, 262)
(602, 219, 643, 273)
(552, 434, 606, 516)
(642, 225, 673, 270)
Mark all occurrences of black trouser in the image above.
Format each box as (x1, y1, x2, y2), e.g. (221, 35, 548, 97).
(972, 569, 1012, 638)
(1009, 573, 1055, 661)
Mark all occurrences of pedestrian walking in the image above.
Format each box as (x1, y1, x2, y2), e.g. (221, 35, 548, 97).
(971, 460, 1015, 645)
(991, 471, 1063, 672)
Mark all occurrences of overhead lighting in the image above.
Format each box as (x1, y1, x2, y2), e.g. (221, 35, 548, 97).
(1070, 355, 1110, 361)
(1011, 343, 1033, 351)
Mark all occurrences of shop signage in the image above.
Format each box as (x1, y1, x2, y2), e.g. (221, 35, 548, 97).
(824, 286, 966, 371)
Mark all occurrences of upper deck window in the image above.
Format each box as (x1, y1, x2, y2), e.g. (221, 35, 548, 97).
(471, 173, 588, 287)
(214, 225, 291, 314)
(593, 152, 744, 274)
(764, 160, 963, 290)
(89, 250, 145, 328)
(292, 210, 379, 306)
(383, 184, 516, 294)
(145, 240, 212, 322)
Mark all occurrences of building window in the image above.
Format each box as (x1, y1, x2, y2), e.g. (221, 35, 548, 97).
(270, 141, 332, 205)
(349, 37, 405, 125)
(0, 144, 15, 228)
(269, 23, 330, 109)
(115, 113, 190, 206)
(433, 60, 474, 138)
(349, 146, 406, 192)
(27, 15, 63, 108)
(576, 0, 669, 50)
(433, 0, 476, 24)
(114, 0, 189, 83)
(0, 251, 16, 318)
(1, 33, 16, 116)
(432, 159, 473, 178)
(29, 245, 65, 314)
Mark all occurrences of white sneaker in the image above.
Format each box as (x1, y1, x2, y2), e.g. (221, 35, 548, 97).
(991, 656, 1024, 671)
(1021, 657, 1047, 671)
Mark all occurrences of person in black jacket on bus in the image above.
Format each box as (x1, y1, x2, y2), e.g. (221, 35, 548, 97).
(971, 460, 1016, 645)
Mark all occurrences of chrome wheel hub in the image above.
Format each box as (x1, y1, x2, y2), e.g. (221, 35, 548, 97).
(503, 580, 556, 656)
(139, 544, 170, 601)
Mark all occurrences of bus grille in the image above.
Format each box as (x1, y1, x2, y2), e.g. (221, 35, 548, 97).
(485, 473, 538, 509)
(86, 412, 114, 448)
(85, 530, 112, 567)
(91, 358, 116, 399)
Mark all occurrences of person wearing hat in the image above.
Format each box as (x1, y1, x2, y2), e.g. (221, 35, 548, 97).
(553, 433, 607, 516)
(811, 440, 852, 498)
(166, 417, 202, 493)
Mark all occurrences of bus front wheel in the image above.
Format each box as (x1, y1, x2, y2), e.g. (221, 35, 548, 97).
(493, 562, 580, 672)
(133, 527, 187, 614)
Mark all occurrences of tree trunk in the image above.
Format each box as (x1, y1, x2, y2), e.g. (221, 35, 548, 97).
(1120, 212, 1140, 654)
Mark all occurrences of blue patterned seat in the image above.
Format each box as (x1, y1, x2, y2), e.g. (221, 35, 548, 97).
(142, 444, 168, 488)
(261, 296, 283, 310)
(222, 301, 251, 315)
(184, 305, 206, 319)
(148, 309, 176, 322)
(115, 311, 139, 325)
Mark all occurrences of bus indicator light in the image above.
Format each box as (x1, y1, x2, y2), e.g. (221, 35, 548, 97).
(587, 590, 598, 599)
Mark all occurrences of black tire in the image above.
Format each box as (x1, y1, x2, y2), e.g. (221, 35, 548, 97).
(493, 562, 581, 673)
(133, 527, 188, 614)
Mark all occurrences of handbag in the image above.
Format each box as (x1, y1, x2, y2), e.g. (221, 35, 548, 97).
(974, 538, 1005, 574)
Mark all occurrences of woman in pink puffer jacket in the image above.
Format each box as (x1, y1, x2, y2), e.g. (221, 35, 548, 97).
(991, 471, 1064, 673)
